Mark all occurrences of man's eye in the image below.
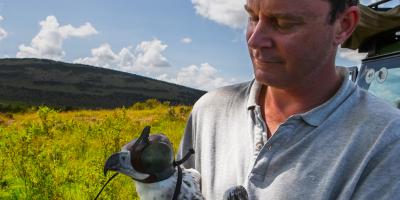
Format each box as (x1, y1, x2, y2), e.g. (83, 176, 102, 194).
(248, 15, 259, 22)
(277, 23, 295, 29)
(274, 20, 298, 30)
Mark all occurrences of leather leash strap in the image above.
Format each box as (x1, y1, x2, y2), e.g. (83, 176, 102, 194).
(94, 172, 119, 200)
(172, 165, 183, 200)
(172, 148, 195, 200)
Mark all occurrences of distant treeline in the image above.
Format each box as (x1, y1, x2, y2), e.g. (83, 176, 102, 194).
(0, 98, 184, 114)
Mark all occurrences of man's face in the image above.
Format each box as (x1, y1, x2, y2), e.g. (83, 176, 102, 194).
(245, 0, 338, 88)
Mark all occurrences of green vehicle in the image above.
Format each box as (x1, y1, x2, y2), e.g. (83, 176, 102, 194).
(345, 0, 400, 108)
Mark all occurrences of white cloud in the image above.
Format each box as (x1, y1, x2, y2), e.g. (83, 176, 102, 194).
(157, 63, 234, 91)
(192, 0, 247, 29)
(16, 15, 98, 60)
(134, 39, 170, 70)
(338, 48, 367, 64)
(74, 43, 119, 68)
(0, 16, 7, 40)
(75, 39, 235, 90)
(74, 38, 170, 73)
(181, 37, 192, 44)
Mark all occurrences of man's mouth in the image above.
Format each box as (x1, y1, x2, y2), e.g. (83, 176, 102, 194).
(254, 58, 284, 64)
(251, 51, 283, 64)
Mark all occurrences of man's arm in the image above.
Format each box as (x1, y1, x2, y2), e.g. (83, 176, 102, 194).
(351, 136, 400, 199)
(177, 114, 196, 169)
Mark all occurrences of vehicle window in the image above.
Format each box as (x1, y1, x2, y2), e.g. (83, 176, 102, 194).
(366, 67, 400, 109)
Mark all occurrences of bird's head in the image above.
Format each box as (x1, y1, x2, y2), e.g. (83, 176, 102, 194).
(104, 126, 176, 183)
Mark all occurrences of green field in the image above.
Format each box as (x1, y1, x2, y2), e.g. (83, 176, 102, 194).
(0, 100, 191, 199)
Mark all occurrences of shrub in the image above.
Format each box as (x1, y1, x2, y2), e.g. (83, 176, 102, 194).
(0, 104, 191, 199)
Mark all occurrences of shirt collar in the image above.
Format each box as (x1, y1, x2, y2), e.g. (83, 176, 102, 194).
(246, 67, 356, 126)
(300, 67, 356, 126)
(247, 79, 263, 110)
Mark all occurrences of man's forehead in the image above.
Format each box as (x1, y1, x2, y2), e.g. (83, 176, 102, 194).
(245, 0, 328, 18)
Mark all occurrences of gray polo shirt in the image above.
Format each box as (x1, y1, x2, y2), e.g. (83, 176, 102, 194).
(178, 68, 400, 200)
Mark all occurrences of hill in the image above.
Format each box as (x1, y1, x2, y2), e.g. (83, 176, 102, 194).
(0, 58, 206, 109)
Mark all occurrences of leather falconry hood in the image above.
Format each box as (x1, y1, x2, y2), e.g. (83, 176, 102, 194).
(104, 126, 176, 183)
(128, 126, 176, 183)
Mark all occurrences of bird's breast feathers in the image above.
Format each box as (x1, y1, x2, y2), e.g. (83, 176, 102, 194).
(135, 168, 203, 200)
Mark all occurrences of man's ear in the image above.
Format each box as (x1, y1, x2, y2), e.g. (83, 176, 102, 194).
(333, 6, 360, 46)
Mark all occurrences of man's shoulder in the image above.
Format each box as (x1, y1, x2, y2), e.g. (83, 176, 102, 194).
(350, 87, 400, 140)
(354, 87, 400, 120)
(192, 81, 253, 112)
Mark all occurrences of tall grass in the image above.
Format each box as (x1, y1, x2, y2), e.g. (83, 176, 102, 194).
(0, 99, 191, 199)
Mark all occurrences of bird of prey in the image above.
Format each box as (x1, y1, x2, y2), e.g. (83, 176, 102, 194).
(104, 126, 204, 200)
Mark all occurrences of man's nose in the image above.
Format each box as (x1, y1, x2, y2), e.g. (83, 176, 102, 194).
(247, 21, 274, 49)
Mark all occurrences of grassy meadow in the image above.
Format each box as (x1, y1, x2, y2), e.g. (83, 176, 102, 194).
(0, 99, 192, 199)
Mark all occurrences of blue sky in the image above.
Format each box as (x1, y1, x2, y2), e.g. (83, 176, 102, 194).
(0, 0, 396, 90)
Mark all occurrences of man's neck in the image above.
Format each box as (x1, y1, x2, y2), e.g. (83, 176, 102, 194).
(260, 67, 343, 136)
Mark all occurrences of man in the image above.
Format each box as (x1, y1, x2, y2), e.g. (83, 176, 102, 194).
(178, 0, 400, 199)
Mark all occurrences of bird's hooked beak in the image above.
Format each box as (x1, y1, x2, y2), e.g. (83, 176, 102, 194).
(103, 150, 150, 180)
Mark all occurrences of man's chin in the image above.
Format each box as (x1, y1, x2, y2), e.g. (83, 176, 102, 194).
(254, 72, 273, 85)
(254, 71, 290, 88)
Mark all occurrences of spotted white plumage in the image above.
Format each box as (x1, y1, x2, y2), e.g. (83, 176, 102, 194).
(135, 168, 203, 200)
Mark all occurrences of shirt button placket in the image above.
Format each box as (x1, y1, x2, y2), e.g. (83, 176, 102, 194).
(254, 107, 266, 154)
(255, 142, 263, 151)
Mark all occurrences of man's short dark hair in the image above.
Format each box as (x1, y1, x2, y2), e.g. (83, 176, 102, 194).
(326, 0, 359, 24)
